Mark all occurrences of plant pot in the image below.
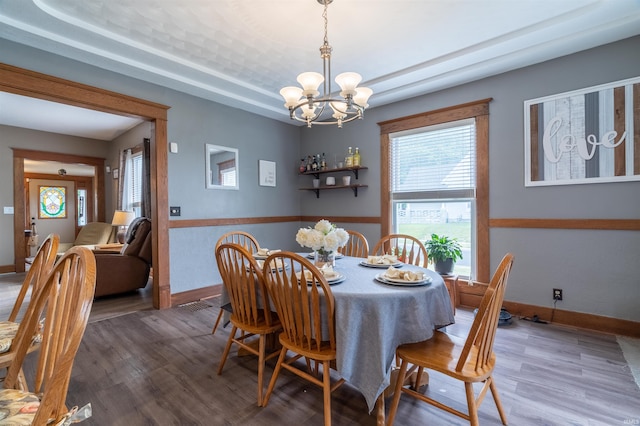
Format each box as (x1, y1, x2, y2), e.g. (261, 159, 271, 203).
(434, 258, 454, 275)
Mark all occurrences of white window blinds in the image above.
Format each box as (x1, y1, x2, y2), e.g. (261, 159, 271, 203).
(390, 119, 476, 199)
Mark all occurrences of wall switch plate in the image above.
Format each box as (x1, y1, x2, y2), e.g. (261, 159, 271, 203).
(169, 206, 181, 216)
(3, 206, 14, 214)
(170, 142, 178, 153)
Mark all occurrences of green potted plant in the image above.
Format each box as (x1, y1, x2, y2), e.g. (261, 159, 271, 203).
(424, 233, 463, 275)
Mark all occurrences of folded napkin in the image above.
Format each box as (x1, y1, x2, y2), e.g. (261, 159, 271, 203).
(256, 259, 284, 270)
(297, 266, 338, 282)
(256, 248, 281, 256)
(367, 254, 399, 265)
(384, 266, 425, 282)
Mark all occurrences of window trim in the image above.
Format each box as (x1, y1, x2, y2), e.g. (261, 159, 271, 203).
(378, 98, 492, 282)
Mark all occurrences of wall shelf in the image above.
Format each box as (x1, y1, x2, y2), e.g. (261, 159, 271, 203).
(299, 166, 368, 198)
(299, 184, 368, 198)
(299, 166, 368, 180)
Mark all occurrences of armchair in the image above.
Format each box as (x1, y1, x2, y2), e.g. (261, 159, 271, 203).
(57, 221, 115, 253)
(93, 217, 152, 297)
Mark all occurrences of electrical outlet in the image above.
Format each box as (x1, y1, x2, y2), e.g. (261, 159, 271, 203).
(169, 206, 181, 216)
(553, 288, 563, 301)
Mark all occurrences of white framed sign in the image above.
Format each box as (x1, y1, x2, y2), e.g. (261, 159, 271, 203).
(524, 76, 640, 187)
(259, 160, 276, 187)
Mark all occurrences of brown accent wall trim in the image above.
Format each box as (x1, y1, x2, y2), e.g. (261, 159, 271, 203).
(169, 216, 381, 228)
(500, 300, 640, 338)
(0, 265, 15, 274)
(171, 284, 223, 307)
(456, 281, 639, 338)
(489, 218, 640, 230)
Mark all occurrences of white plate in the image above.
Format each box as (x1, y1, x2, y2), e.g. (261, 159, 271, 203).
(306, 252, 344, 259)
(375, 273, 432, 286)
(359, 260, 404, 268)
(297, 271, 346, 285)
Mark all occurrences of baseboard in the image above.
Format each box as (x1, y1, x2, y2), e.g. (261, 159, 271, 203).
(0, 265, 15, 274)
(170, 284, 223, 307)
(457, 281, 640, 338)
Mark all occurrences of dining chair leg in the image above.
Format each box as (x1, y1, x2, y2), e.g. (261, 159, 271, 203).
(256, 334, 266, 407)
(386, 359, 409, 426)
(211, 309, 224, 334)
(262, 346, 287, 407)
(322, 360, 332, 426)
(217, 326, 237, 374)
(489, 377, 508, 425)
(375, 393, 385, 426)
(465, 381, 480, 426)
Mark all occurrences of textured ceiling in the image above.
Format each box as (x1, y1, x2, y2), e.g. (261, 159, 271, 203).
(1, 0, 640, 134)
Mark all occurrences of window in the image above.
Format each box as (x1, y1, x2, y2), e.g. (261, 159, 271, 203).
(390, 119, 475, 277)
(379, 100, 490, 282)
(123, 150, 143, 217)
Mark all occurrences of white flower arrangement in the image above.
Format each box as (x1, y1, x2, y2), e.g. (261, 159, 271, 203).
(295, 219, 349, 254)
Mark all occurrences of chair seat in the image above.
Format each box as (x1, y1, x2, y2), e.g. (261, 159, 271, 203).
(279, 334, 337, 362)
(396, 330, 496, 382)
(0, 389, 42, 424)
(229, 314, 281, 336)
(0, 321, 42, 359)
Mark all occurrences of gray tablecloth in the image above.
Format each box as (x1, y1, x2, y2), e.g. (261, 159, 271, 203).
(328, 256, 455, 412)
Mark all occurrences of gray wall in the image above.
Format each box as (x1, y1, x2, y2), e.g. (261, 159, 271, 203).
(2, 35, 638, 321)
(298, 35, 640, 322)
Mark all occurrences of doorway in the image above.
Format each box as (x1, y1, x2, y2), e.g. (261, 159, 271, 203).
(2, 63, 171, 309)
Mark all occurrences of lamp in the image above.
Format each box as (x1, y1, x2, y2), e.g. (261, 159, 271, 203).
(280, 0, 373, 128)
(111, 210, 136, 244)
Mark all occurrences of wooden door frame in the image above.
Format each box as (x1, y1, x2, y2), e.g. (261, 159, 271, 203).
(24, 169, 97, 245)
(2, 63, 171, 309)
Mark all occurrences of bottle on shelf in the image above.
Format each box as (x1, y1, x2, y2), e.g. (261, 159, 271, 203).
(312, 154, 318, 171)
(345, 146, 354, 167)
(306, 155, 313, 172)
(321, 153, 327, 170)
(299, 158, 306, 173)
(353, 147, 361, 167)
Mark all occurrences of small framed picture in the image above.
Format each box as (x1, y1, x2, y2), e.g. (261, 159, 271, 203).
(113, 168, 119, 179)
(259, 160, 276, 187)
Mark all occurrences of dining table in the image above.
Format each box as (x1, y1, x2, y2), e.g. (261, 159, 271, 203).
(224, 250, 455, 423)
(317, 254, 455, 417)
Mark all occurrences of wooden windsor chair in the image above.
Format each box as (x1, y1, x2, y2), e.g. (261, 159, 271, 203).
(215, 243, 281, 406)
(212, 231, 261, 334)
(337, 230, 369, 258)
(261, 251, 345, 426)
(386, 253, 515, 426)
(0, 234, 59, 388)
(0, 246, 97, 425)
(372, 234, 428, 267)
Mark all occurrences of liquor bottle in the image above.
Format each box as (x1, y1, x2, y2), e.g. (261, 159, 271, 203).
(353, 147, 361, 167)
(345, 146, 354, 167)
(299, 158, 306, 173)
(306, 155, 313, 172)
(312, 154, 318, 171)
(321, 153, 327, 170)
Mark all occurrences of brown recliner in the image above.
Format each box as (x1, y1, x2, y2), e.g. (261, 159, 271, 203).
(93, 217, 152, 297)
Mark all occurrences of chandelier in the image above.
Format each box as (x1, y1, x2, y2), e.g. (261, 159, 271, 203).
(279, 0, 373, 128)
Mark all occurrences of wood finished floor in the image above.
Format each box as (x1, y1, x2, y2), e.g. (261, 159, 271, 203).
(67, 302, 640, 425)
(2, 273, 639, 425)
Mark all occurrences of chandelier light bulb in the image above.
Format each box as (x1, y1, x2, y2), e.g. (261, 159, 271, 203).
(301, 103, 317, 119)
(335, 72, 362, 97)
(280, 86, 304, 108)
(353, 87, 373, 108)
(297, 72, 324, 97)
